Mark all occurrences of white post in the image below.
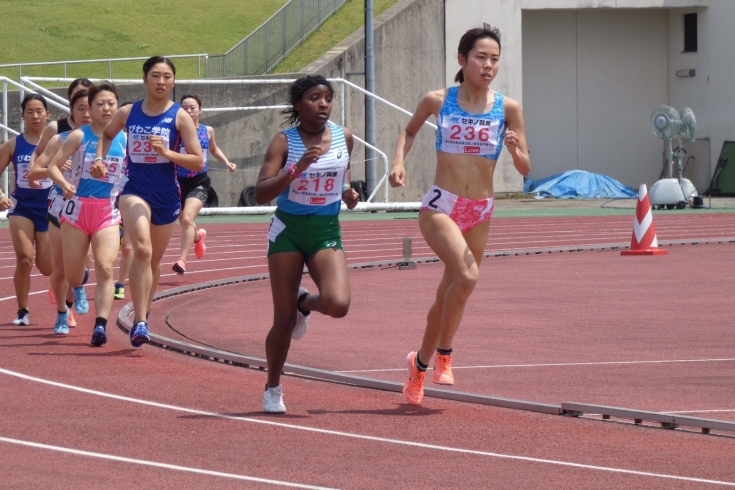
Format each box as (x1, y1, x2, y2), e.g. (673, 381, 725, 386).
(2, 79, 7, 196)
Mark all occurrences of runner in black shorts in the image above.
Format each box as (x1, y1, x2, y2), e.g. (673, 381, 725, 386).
(172, 94, 236, 274)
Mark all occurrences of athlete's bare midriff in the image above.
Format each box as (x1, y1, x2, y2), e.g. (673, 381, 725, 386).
(433, 152, 497, 199)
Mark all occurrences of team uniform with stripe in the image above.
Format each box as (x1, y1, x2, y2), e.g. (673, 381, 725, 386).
(7, 135, 53, 232)
(122, 101, 181, 225)
(420, 86, 506, 232)
(59, 126, 126, 235)
(176, 124, 211, 208)
(267, 122, 349, 257)
(47, 130, 74, 228)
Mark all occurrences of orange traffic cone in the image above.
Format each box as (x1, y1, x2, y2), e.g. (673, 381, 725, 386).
(621, 184, 668, 256)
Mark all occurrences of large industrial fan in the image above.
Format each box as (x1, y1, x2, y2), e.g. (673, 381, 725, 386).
(648, 105, 698, 209)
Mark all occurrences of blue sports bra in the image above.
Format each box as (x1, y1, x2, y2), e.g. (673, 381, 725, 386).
(435, 86, 505, 161)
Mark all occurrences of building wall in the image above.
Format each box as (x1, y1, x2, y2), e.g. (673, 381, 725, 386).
(446, 0, 713, 193)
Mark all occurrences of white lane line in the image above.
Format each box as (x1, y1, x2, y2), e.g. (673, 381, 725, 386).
(0, 368, 732, 487)
(0, 436, 338, 489)
(336, 358, 735, 373)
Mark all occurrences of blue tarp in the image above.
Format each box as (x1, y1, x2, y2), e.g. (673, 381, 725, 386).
(524, 170, 637, 199)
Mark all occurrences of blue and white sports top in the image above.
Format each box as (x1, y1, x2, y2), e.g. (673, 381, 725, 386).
(177, 124, 208, 178)
(124, 100, 181, 190)
(12, 134, 52, 202)
(67, 125, 126, 199)
(277, 122, 349, 216)
(435, 86, 505, 161)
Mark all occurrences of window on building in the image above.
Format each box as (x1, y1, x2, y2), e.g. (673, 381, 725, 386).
(683, 13, 697, 53)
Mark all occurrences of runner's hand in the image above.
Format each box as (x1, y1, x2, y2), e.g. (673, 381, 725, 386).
(60, 159, 73, 173)
(90, 159, 108, 179)
(61, 183, 77, 200)
(0, 196, 11, 210)
(389, 164, 406, 188)
(226, 161, 237, 173)
(150, 135, 168, 157)
(505, 130, 520, 156)
(29, 179, 41, 189)
(296, 145, 322, 172)
(342, 188, 360, 209)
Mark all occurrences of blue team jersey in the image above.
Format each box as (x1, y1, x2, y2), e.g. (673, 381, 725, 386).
(11, 134, 52, 202)
(70, 125, 127, 199)
(276, 122, 349, 216)
(124, 100, 181, 190)
(177, 124, 209, 178)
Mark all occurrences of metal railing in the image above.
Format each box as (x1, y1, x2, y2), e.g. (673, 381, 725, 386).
(4, 76, 437, 211)
(0, 54, 209, 81)
(207, 0, 347, 78)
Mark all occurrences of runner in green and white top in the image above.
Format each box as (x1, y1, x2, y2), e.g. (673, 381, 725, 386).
(254, 75, 360, 414)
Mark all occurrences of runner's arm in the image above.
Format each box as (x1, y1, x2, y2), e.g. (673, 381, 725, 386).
(207, 126, 236, 172)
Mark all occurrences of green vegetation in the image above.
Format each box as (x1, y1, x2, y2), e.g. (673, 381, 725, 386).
(272, 0, 398, 73)
(0, 0, 288, 81)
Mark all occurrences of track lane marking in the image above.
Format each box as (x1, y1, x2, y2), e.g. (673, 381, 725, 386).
(0, 436, 338, 489)
(0, 367, 733, 487)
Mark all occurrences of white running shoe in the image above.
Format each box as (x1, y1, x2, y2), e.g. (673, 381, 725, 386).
(292, 287, 311, 340)
(263, 385, 286, 414)
(12, 309, 29, 326)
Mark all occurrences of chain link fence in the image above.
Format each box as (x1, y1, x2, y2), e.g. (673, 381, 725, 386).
(207, 0, 346, 78)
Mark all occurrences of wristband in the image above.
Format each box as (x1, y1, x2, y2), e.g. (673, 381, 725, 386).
(287, 164, 298, 179)
(342, 183, 351, 191)
(94, 157, 104, 163)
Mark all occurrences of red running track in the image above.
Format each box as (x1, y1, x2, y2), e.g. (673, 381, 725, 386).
(1, 213, 735, 488)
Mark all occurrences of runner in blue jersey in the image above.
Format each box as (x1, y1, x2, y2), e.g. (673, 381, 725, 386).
(96, 56, 203, 348)
(0, 94, 53, 326)
(254, 75, 360, 413)
(390, 24, 531, 405)
(172, 94, 236, 274)
(30, 89, 92, 333)
(48, 82, 127, 345)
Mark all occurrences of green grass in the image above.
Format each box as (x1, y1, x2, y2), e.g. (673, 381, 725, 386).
(0, 0, 288, 82)
(271, 0, 398, 73)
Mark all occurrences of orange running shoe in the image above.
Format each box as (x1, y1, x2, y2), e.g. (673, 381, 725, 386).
(431, 353, 454, 385)
(194, 229, 207, 259)
(403, 352, 426, 405)
(46, 287, 55, 304)
(172, 259, 186, 274)
(67, 309, 77, 327)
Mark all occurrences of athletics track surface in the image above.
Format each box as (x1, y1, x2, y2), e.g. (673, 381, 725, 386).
(1, 202, 734, 488)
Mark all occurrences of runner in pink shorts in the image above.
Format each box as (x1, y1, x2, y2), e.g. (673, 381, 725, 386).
(390, 24, 531, 405)
(47, 82, 128, 347)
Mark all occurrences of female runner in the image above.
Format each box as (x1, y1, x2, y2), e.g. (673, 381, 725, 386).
(255, 75, 360, 413)
(96, 56, 203, 347)
(30, 89, 92, 333)
(47, 82, 127, 346)
(389, 24, 530, 405)
(172, 93, 236, 274)
(0, 94, 53, 325)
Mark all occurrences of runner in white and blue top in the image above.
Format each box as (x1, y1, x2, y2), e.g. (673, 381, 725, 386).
(96, 57, 203, 348)
(389, 24, 531, 406)
(29, 88, 92, 333)
(48, 82, 128, 343)
(0, 94, 54, 327)
(254, 75, 360, 414)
